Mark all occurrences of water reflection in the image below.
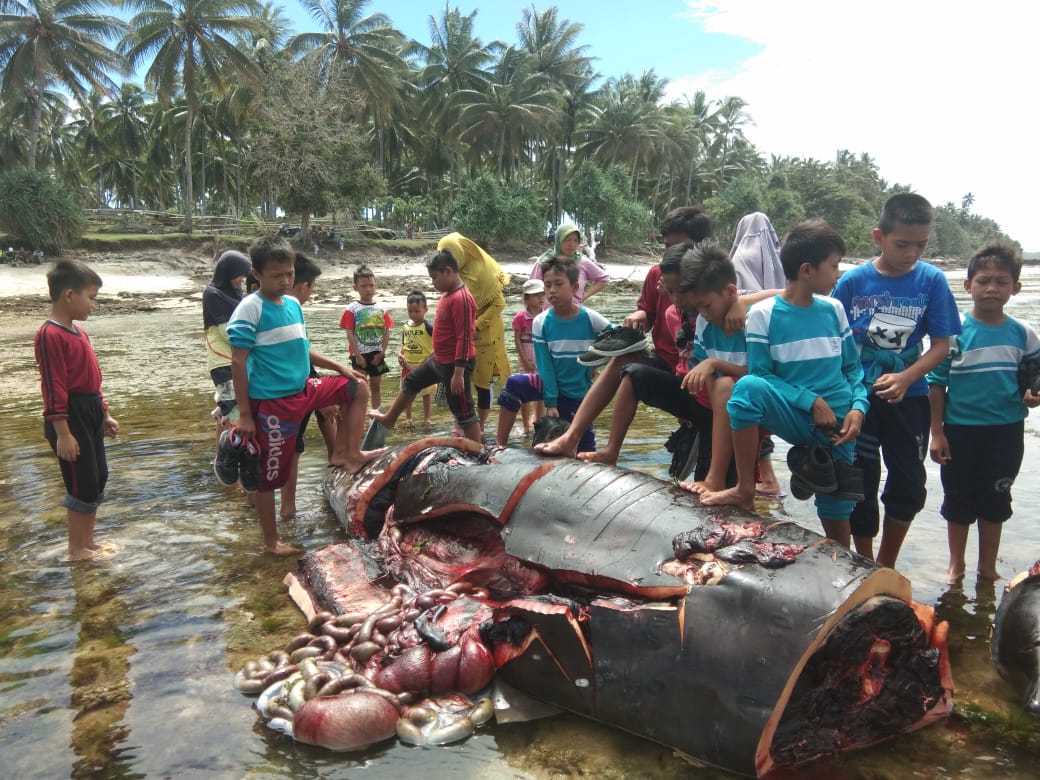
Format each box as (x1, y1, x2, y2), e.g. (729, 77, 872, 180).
(0, 262, 1039, 778)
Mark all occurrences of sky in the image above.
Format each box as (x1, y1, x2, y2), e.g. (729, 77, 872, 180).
(281, 0, 1039, 250)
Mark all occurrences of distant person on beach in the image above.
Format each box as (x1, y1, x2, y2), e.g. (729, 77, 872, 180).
(202, 250, 252, 453)
(397, 290, 435, 431)
(340, 265, 393, 411)
(35, 259, 120, 560)
(534, 206, 711, 459)
(228, 236, 385, 554)
(437, 233, 511, 430)
(832, 193, 961, 569)
(927, 242, 1040, 582)
(370, 249, 481, 442)
(528, 223, 610, 305)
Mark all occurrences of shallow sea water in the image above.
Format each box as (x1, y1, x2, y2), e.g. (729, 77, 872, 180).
(1, 261, 1039, 779)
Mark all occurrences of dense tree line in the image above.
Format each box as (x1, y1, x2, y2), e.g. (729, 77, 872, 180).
(0, 1, 1013, 256)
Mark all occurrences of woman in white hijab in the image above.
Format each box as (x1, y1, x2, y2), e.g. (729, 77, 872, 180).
(730, 212, 785, 292)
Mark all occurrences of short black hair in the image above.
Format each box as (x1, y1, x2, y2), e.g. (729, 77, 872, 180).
(967, 242, 1023, 282)
(540, 256, 579, 284)
(659, 206, 711, 243)
(249, 235, 295, 272)
(677, 243, 736, 294)
(294, 252, 322, 285)
(780, 219, 846, 280)
(878, 193, 934, 234)
(659, 243, 688, 277)
(427, 249, 459, 273)
(46, 259, 102, 301)
(406, 290, 428, 306)
(353, 264, 375, 283)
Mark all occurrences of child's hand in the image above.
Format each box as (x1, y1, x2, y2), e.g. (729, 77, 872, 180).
(57, 431, 79, 462)
(810, 397, 838, 432)
(623, 310, 647, 331)
(103, 414, 119, 438)
(681, 362, 714, 394)
(450, 367, 465, 396)
(873, 372, 912, 403)
(723, 299, 747, 335)
(929, 431, 951, 464)
(355, 354, 368, 369)
(370, 351, 384, 366)
(1024, 389, 1040, 408)
(344, 368, 368, 382)
(545, 407, 559, 417)
(832, 409, 864, 445)
(236, 414, 256, 439)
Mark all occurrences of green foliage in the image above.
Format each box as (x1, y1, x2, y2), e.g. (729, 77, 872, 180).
(562, 161, 650, 246)
(448, 174, 542, 245)
(933, 201, 1013, 258)
(0, 171, 84, 253)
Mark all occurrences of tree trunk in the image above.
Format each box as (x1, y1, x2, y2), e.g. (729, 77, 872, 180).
(182, 107, 195, 234)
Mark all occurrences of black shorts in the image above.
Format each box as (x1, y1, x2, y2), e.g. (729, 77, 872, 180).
(402, 357, 478, 426)
(350, 353, 391, 377)
(44, 393, 108, 512)
(940, 421, 1024, 525)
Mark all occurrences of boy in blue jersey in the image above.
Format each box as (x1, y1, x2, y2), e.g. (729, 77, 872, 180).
(927, 243, 1040, 581)
(228, 236, 386, 554)
(495, 257, 611, 451)
(832, 193, 961, 568)
(699, 220, 868, 549)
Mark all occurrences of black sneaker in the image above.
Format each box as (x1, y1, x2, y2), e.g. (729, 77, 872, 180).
(1019, 355, 1040, 395)
(588, 326, 649, 357)
(238, 437, 262, 493)
(830, 459, 865, 501)
(214, 429, 242, 486)
(666, 425, 699, 481)
(577, 349, 610, 367)
(786, 444, 837, 499)
(362, 418, 388, 449)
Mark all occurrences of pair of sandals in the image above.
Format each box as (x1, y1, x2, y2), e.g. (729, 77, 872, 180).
(786, 442, 864, 501)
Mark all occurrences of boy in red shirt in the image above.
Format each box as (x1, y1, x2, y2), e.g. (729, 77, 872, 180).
(35, 259, 120, 560)
(370, 249, 481, 442)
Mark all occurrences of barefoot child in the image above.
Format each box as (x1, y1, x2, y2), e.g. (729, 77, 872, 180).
(371, 249, 481, 443)
(513, 278, 546, 433)
(496, 257, 611, 451)
(35, 259, 120, 560)
(397, 290, 435, 430)
(228, 236, 386, 554)
(927, 243, 1040, 581)
(340, 265, 393, 410)
(698, 220, 868, 549)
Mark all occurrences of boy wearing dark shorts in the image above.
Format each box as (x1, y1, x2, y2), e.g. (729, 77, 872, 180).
(370, 249, 481, 443)
(340, 265, 393, 410)
(228, 236, 386, 554)
(35, 259, 120, 560)
(927, 243, 1040, 581)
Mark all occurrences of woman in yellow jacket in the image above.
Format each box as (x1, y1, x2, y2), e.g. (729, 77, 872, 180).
(437, 233, 511, 429)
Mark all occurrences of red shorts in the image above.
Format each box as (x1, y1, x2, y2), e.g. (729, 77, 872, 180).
(250, 375, 356, 490)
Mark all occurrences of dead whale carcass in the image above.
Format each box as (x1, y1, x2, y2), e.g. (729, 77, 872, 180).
(291, 438, 954, 776)
(992, 560, 1040, 714)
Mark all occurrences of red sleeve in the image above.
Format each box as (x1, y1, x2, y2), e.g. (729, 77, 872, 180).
(383, 311, 394, 329)
(453, 289, 476, 365)
(637, 266, 660, 326)
(35, 324, 70, 420)
(339, 308, 355, 330)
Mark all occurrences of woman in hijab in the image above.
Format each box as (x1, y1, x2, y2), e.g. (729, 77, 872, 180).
(203, 250, 252, 437)
(437, 233, 512, 430)
(528, 223, 610, 304)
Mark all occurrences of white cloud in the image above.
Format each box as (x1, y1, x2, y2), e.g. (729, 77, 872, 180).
(669, 1, 1039, 250)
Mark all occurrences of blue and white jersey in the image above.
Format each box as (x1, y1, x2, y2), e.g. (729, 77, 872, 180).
(693, 317, 748, 374)
(927, 312, 1040, 426)
(532, 306, 611, 407)
(746, 294, 869, 415)
(227, 292, 310, 399)
(831, 260, 961, 396)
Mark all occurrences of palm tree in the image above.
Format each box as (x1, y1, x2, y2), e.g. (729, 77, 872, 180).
(0, 0, 126, 170)
(99, 84, 149, 208)
(453, 47, 557, 180)
(120, 0, 266, 232)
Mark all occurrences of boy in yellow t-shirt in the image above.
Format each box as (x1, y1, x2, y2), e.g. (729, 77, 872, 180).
(397, 290, 435, 430)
